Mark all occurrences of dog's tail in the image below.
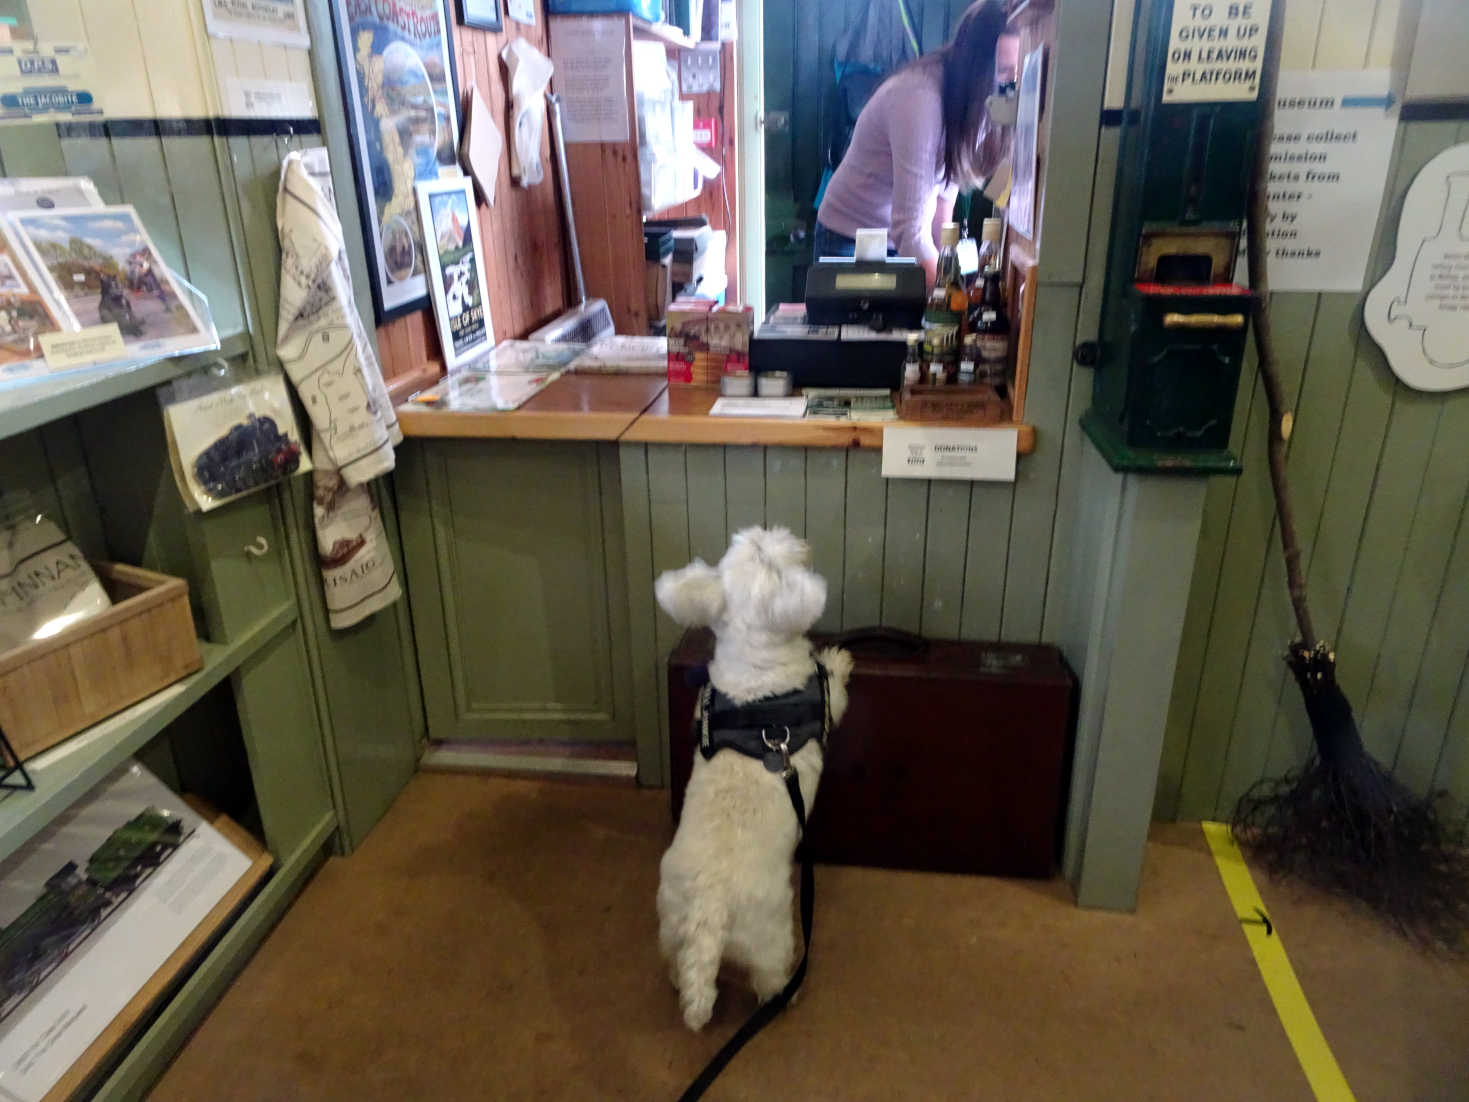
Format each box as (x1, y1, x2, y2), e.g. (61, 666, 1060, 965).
(675, 901, 727, 1031)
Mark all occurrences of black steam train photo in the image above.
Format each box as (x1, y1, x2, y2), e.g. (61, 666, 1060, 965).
(0, 808, 187, 1024)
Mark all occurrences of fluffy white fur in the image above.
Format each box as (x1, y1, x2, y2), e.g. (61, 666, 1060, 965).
(655, 527, 853, 1031)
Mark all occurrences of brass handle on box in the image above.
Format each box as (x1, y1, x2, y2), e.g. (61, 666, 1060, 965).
(1162, 312, 1245, 330)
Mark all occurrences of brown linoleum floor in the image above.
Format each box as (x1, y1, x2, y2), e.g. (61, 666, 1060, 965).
(151, 773, 1469, 1101)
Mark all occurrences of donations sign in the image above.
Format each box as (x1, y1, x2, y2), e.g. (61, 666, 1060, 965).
(1162, 0, 1270, 104)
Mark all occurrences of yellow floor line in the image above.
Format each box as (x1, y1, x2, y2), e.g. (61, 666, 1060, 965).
(1201, 821, 1356, 1102)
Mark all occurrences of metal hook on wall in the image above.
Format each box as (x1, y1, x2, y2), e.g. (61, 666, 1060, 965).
(243, 535, 270, 558)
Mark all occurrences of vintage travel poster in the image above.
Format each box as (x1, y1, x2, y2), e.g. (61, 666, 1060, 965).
(416, 177, 491, 369)
(331, 0, 460, 321)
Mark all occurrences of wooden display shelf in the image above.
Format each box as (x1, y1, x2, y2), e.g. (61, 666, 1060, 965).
(44, 804, 273, 1102)
(631, 16, 697, 48)
(88, 810, 335, 1102)
(0, 331, 248, 445)
(0, 601, 296, 865)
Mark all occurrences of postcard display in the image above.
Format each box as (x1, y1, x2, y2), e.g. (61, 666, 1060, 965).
(0, 179, 216, 385)
(0, 762, 257, 1101)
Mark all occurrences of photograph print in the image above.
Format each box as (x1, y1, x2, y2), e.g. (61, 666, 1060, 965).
(0, 220, 73, 379)
(331, 0, 461, 321)
(11, 205, 209, 356)
(416, 177, 492, 370)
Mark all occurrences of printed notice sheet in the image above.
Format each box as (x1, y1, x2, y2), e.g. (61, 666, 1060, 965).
(1260, 70, 1399, 292)
(549, 16, 630, 144)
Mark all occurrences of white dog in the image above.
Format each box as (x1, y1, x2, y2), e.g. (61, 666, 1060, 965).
(655, 527, 852, 1031)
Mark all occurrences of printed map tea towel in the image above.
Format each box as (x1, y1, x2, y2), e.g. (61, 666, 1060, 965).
(276, 149, 402, 629)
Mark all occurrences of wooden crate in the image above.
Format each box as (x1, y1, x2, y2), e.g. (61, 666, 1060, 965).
(0, 563, 202, 762)
(899, 383, 1011, 424)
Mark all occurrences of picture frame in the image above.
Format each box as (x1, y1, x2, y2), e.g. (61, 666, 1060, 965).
(458, 0, 503, 32)
(11, 204, 211, 361)
(414, 177, 494, 371)
(328, 0, 462, 323)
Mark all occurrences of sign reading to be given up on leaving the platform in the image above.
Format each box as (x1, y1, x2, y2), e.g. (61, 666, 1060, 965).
(1162, 0, 1271, 104)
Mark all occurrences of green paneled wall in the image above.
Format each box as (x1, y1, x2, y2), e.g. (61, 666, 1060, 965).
(0, 116, 424, 848)
(1159, 118, 1469, 827)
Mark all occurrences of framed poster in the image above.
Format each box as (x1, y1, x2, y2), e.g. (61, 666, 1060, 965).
(329, 0, 461, 322)
(415, 177, 493, 370)
(12, 205, 211, 359)
(202, 0, 311, 49)
(459, 0, 502, 32)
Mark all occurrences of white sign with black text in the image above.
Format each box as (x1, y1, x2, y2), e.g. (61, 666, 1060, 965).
(881, 426, 1018, 482)
(1364, 141, 1469, 392)
(1162, 0, 1270, 104)
(1262, 70, 1399, 292)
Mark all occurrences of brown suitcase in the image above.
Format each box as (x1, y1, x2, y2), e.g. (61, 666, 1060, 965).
(668, 627, 1077, 878)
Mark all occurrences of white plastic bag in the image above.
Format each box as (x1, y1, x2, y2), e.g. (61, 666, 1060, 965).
(0, 509, 111, 654)
(162, 369, 312, 513)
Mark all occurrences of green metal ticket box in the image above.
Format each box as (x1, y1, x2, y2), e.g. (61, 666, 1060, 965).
(1080, 0, 1273, 474)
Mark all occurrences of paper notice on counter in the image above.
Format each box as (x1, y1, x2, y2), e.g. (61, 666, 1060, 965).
(709, 397, 808, 419)
(549, 16, 629, 144)
(882, 426, 1017, 482)
(1255, 69, 1399, 292)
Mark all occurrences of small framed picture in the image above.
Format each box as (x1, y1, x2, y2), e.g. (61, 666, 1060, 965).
(458, 0, 502, 31)
(415, 177, 494, 371)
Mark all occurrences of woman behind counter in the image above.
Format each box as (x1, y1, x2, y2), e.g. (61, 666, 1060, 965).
(814, 0, 1014, 287)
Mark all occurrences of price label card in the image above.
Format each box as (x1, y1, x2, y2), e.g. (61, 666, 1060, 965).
(40, 324, 125, 370)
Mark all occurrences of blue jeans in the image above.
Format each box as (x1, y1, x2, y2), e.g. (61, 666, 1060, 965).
(813, 221, 897, 262)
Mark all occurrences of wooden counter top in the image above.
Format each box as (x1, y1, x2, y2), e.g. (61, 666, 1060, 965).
(396, 373, 667, 440)
(398, 376, 1034, 453)
(622, 385, 1036, 453)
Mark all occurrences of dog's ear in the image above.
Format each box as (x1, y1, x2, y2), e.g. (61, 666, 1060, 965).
(655, 560, 726, 627)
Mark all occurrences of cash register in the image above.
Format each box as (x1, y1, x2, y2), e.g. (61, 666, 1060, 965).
(803, 257, 926, 329)
(750, 258, 925, 388)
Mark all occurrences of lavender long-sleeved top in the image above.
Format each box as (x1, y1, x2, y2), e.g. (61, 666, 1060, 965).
(816, 64, 957, 265)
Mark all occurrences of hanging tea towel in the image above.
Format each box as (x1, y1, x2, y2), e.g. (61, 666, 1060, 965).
(276, 150, 401, 481)
(276, 149, 402, 629)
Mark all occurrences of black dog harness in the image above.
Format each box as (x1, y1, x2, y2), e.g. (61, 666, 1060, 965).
(677, 663, 831, 1102)
(696, 666, 831, 774)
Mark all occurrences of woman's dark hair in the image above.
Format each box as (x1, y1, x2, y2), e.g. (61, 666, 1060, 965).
(904, 0, 1010, 187)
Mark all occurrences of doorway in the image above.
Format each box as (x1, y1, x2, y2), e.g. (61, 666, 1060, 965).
(760, 0, 978, 310)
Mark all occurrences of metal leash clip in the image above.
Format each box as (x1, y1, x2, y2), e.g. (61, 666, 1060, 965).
(761, 726, 793, 776)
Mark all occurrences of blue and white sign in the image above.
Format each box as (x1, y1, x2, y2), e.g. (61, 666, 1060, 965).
(0, 43, 101, 124)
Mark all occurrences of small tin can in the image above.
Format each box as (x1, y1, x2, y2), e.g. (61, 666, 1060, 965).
(756, 370, 792, 397)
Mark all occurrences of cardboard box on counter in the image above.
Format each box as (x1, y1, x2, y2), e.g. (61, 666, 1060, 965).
(666, 298, 714, 384)
(708, 304, 753, 379)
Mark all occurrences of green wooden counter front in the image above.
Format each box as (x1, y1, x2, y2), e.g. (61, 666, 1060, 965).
(396, 381, 1054, 785)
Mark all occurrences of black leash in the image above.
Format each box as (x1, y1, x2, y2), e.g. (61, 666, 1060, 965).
(676, 767, 814, 1102)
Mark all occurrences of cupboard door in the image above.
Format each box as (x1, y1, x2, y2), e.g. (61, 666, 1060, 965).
(403, 439, 634, 743)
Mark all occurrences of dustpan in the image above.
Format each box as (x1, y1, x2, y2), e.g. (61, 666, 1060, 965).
(529, 92, 615, 344)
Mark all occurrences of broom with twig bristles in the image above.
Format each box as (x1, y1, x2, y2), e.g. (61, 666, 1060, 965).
(1228, 0, 1469, 951)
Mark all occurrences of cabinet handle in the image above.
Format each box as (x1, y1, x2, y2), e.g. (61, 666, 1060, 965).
(243, 536, 270, 557)
(1162, 312, 1245, 330)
